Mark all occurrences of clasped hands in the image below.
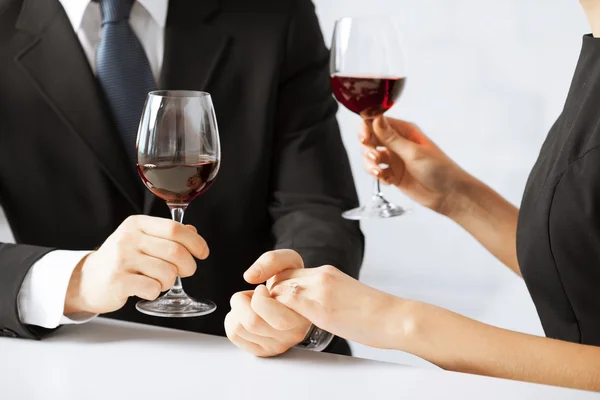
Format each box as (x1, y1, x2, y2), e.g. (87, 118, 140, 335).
(224, 250, 313, 357)
(62, 215, 340, 357)
(225, 248, 400, 356)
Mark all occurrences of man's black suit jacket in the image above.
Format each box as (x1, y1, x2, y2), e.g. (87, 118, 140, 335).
(0, 0, 364, 353)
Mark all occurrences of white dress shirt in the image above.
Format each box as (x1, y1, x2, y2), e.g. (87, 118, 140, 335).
(17, 0, 169, 329)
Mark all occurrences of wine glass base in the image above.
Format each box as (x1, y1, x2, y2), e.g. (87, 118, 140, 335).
(136, 294, 216, 318)
(342, 195, 406, 220)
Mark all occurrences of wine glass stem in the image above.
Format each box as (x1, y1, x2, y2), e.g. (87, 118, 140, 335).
(364, 117, 384, 198)
(373, 179, 382, 197)
(169, 207, 187, 297)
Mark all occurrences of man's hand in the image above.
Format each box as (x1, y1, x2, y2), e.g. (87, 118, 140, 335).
(224, 250, 312, 357)
(64, 215, 209, 315)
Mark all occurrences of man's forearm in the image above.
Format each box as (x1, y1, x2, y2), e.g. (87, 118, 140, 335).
(272, 206, 364, 279)
(447, 176, 521, 275)
(20, 249, 94, 328)
(387, 299, 600, 391)
(0, 242, 56, 339)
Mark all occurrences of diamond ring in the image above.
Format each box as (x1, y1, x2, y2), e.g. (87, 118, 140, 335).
(289, 282, 299, 294)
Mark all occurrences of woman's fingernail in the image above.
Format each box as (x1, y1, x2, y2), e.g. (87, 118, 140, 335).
(367, 152, 377, 161)
(372, 168, 381, 176)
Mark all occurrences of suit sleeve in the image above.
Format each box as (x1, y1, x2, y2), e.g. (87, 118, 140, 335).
(0, 243, 56, 339)
(269, 0, 364, 278)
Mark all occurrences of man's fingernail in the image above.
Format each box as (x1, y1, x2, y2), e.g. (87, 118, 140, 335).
(244, 269, 259, 281)
(186, 224, 197, 232)
(256, 285, 271, 297)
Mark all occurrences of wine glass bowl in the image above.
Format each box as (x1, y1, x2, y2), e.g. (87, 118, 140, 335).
(330, 16, 407, 220)
(135, 90, 220, 318)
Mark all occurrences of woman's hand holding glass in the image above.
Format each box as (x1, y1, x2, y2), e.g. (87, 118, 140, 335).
(361, 116, 475, 219)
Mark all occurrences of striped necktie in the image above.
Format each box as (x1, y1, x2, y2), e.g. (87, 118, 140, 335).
(96, 0, 156, 162)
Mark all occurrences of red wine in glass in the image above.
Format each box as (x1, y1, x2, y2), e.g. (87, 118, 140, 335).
(330, 76, 406, 119)
(137, 158, 219, 207)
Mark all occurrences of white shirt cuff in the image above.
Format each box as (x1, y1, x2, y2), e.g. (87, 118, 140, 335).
(17, 250, 97, 329)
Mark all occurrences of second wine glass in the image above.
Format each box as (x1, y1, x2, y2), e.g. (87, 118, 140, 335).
(330, 16, 407, 220)
(136, 90, 220, 318)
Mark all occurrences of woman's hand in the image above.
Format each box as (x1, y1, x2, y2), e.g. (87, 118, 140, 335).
(362, 116, 473, 217)
(268, 265, 407, 350)
(363, 116, 521, 274)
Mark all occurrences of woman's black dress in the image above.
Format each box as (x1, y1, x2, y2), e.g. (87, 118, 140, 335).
(518, 35, 600, 345)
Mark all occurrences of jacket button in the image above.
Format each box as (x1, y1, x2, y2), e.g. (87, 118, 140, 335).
(0, 329, 17, 338)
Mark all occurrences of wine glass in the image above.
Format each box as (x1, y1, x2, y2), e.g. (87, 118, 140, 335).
(330, 16, 407, 220)
(135, 90, 220, 317)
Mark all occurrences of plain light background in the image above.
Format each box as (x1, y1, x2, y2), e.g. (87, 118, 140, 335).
(0, 0, 591, 367)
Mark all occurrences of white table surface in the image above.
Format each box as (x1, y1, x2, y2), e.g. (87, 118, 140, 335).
(1, 318, 598, 400)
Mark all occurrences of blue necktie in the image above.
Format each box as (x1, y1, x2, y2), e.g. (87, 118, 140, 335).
(96, 0, 156, 162)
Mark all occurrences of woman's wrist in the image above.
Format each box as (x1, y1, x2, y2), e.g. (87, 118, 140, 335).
(437, 170, 521, 275)
(440, 173, 484, 222)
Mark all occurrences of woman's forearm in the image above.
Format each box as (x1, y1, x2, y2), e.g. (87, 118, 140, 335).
(386, 300, 600, 391)
(448, 176, 521, 275)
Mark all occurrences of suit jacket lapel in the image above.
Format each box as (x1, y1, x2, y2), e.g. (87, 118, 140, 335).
(144, 0, 231, 215)
(15, 0, 144, 213)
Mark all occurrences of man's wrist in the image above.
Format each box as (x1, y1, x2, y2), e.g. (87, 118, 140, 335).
(295, 325, 335, 352)
(63, 253, 91, 315)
